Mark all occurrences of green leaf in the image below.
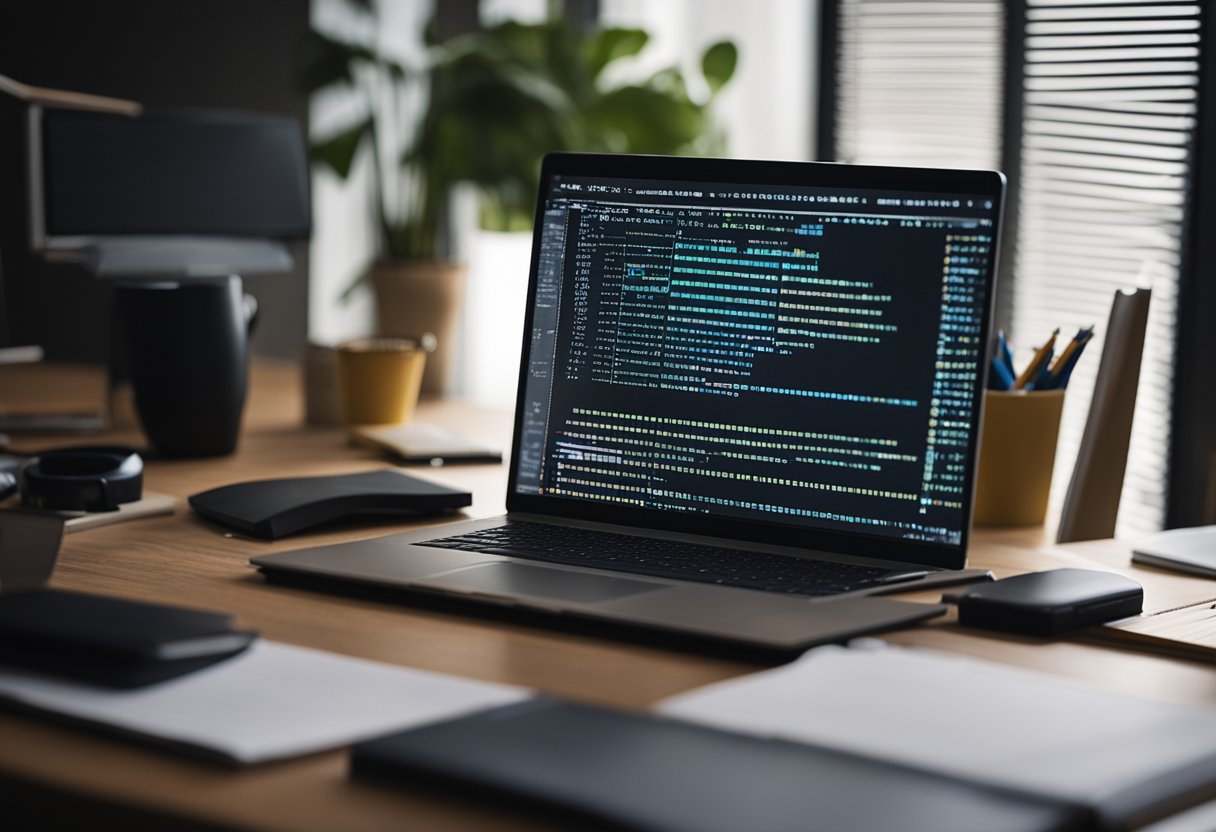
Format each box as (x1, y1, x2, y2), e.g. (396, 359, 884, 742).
(311, 118, 372, 179)
(318, 15, 740, 268)
(648, 67, 688, 98)
(701, 41, 738, 94)
(586, 86, 705, 155)
(584, 28, 649, 79)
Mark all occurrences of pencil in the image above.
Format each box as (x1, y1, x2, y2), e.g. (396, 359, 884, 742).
(1042, 326, 1092, 390)
(1014, 328, 1058, 390)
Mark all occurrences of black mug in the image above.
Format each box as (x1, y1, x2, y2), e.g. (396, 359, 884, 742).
(114, 277, 257, 457)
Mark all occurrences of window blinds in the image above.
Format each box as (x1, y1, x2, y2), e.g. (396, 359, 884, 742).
(830, 0, 1201, 535)
(1010, 0, 1200, 535)
(834, 1, 1005, 168)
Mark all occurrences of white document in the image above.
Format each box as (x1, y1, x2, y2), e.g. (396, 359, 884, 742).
(0, 640, 529, 764)
(659, 640, 1216, 824)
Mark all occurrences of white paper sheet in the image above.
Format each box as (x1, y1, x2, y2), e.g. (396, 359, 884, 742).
(659, 640, 1216, 823)
(0, 640, 529, 764)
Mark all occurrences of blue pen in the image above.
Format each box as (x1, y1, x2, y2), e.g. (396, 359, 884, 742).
(998, 330, 1015, 378)
(1031, 350, 1050, 389)
(1054, 332, 1093, 389)
(1045, 330, 1093, 389)
(990, 355, 1015, 390)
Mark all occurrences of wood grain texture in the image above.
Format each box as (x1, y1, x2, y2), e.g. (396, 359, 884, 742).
(3, 360, 1216, 830)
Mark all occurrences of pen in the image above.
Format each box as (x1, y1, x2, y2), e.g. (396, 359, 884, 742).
(998, 330, 1015, 378)
(990, 356, 1015, 390)
(1052, 330, 1093, 390)
(1031, 357, 1054, 391)
(1041, 326, 1092, 390)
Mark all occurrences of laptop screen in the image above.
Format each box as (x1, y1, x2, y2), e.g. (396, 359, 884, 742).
(510, 154, 1002, 564)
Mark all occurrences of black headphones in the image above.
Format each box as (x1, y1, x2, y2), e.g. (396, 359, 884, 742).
(20, 446, 144, 512)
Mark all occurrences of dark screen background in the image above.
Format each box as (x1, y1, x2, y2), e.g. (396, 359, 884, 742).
(43, 110, 310, 237)
(516, 176, 996, 546)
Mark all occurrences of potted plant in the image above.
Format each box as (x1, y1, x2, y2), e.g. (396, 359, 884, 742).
(306, 5, 737, 394)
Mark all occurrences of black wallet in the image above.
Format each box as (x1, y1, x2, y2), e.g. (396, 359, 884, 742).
(0, 589, 256, 688)
(351, 699, 1092, 832)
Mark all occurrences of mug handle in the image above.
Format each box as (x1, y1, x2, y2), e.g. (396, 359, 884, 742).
(242, 293, 260, 336)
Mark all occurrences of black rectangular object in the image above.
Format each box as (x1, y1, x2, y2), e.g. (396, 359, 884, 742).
(190, 469, 472, 540)
(0, 589, 255, 688)
(955, 568, 1143, 636)
(351, 699, 1092, 832)
(41, 108, 310, 238)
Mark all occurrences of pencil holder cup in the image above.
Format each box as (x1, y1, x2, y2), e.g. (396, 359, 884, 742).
(336, 337, 429, 426)
(972, 389, 1065, 527)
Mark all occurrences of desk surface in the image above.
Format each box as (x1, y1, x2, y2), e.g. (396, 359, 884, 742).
(4, 361, 1216, 831)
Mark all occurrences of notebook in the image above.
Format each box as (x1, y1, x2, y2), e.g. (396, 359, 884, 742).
(351, 697, 1090, 832)
(0, 589, 255, 687)
(254, 153, 1004, 654)
(0, 640, 528, 764)
(658, 640, 1216, 829)
(352, 641, 1216, 831)
(1131, 525, 1216, 578)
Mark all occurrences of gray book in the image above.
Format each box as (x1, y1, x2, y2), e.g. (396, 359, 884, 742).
(1132, 525, 1216, 578)
(1057, 287, 1151, 544)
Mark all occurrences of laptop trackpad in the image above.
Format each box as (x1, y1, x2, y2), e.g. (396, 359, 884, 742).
(435, 563, 663, 605)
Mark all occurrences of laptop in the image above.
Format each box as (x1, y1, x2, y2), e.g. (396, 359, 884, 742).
(254, 153, 1005, 654)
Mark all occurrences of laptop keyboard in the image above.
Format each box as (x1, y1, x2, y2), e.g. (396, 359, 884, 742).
(420, 522, 929, 597)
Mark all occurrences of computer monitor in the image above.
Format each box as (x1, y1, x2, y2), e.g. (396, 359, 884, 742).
(28, 107, 310, 276)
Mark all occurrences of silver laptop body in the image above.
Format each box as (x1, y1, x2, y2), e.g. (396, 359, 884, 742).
(254, 154, 1005, 654)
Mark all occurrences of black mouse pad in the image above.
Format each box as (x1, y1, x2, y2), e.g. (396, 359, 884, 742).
(189, 469, 471, 539)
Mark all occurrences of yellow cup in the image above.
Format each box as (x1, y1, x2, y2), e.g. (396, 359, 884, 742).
(336, 338, 428, 426)
(972, 389, 1065, 527)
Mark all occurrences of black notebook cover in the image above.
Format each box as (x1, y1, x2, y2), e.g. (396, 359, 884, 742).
(351, 699, 1093, 832)
(0, 590, 256, 688)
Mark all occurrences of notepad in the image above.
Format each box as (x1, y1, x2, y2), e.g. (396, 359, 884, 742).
(0, 640, 529, 764)
(1096, 597, 1216, 661)
(658, 640, 1216, 828)
(351, 423, 502, 465)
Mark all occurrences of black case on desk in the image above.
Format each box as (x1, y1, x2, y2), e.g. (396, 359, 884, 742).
(0, 589, 255, 688)
(954, 568, 1143, 636)
(351, 699, 1092, 832)
(189, 469, 472, 539)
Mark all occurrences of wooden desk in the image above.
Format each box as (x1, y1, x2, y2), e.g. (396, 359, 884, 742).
(4, 361, 1216, 830)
